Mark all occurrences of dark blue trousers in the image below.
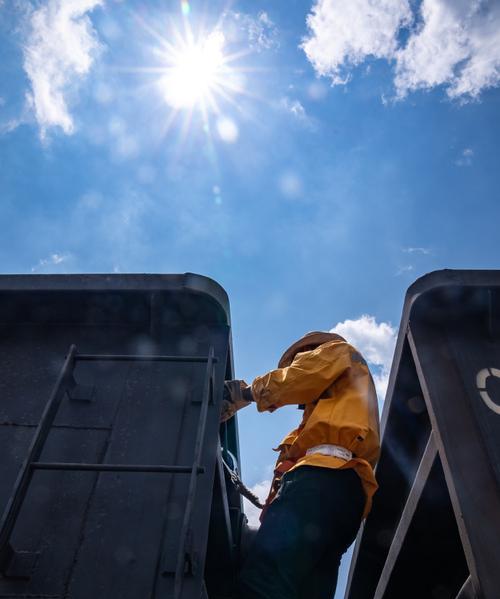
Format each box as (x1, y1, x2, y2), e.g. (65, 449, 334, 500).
(238, 466, 365, 599)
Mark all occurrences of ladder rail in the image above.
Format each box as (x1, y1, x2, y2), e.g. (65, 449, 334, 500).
(173, 346, 215, 599)
(0, 344, 78, 570)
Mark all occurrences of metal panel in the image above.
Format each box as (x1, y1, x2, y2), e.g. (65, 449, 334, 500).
(346, 270, 500, 599)
(0, 274, 240, 599)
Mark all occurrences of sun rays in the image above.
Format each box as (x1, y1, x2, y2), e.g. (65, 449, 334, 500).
(127, 3, 255, 149)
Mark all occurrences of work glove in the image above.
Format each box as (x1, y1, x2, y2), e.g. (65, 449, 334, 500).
(220, 380, 254, 422)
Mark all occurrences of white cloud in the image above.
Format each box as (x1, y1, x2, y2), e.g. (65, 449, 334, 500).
(224, 10, 279, 52)
(245, 11, 279, 51)
(279, 97, 316, 131)
(242, 479, 271, 528)
(303, 0, 500, 100)
(23, 0, 104, 139)
(456, 147, 474, 166)
(396, 264, 414, 276)
(0, 90, 33, 136)
(330, 315, 397, 400)
(280, 96, 306, 119)
(302, 0, 412, 85)
(31, 252, 71, 273)
(395, 1, 500, 99)
(402, 246, 431, 255)
(398, 246, 433, 276)
(1, 116, 25, 135)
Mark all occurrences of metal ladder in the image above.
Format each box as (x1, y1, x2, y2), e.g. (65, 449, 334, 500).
(0, 344, 217, 599)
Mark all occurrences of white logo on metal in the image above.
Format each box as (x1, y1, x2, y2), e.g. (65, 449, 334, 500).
(476, 368, 500, 415)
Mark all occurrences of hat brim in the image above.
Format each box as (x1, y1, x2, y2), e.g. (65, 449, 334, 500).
(278, 332, 346, 369)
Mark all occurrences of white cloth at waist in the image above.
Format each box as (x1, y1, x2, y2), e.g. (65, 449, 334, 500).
(305, 444, 353, 461)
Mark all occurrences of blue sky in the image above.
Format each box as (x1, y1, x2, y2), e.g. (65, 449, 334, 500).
(1, 1, 500, 596)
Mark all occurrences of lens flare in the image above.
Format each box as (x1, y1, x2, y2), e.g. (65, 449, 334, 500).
(216, 116, 238, 143)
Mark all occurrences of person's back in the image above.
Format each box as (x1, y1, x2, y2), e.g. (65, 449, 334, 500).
(222, 331, 380, 599)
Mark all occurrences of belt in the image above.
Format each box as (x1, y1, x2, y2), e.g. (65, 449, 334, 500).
(305, 444, 353, 461)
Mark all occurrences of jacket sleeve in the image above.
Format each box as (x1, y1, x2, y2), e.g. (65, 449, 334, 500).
(251, 340, 354, 412)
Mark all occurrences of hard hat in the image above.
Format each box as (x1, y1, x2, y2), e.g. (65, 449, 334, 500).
(278, 331, 346, 369)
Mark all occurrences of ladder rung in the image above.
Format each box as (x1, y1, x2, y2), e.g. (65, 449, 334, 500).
(30, 462, 205, 474)
(76, 353, 218, 363)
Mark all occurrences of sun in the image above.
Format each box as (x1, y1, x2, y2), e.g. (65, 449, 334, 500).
(160, 31, 227, 110)
(131, 6, 251, 140)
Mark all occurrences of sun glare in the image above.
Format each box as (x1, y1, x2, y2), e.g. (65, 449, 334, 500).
(161, 31, 227, 110)
(133, 6, 252, 141)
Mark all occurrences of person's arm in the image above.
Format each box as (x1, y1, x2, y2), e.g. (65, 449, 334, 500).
(251, 339, 354, 412)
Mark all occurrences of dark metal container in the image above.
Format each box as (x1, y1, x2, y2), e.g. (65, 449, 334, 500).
(345, 270, 500, 599)
(0, 274, 243, 599)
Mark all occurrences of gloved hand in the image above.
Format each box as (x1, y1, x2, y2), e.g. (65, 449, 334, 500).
(220, 380, 254, 422)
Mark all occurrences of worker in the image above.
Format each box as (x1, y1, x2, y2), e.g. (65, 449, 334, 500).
(221, 331, 380, 599)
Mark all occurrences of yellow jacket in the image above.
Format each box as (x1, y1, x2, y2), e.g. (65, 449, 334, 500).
(251, 338, 380, 518)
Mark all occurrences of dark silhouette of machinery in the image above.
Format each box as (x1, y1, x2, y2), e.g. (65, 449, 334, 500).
(0, 274, 245, 599)
(0, 270, 499, 599)
(345, 270, 500, 599)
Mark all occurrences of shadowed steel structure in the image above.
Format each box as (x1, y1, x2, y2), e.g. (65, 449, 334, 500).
(345, 270, 500, 599)
(0, 274, 244, 599)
